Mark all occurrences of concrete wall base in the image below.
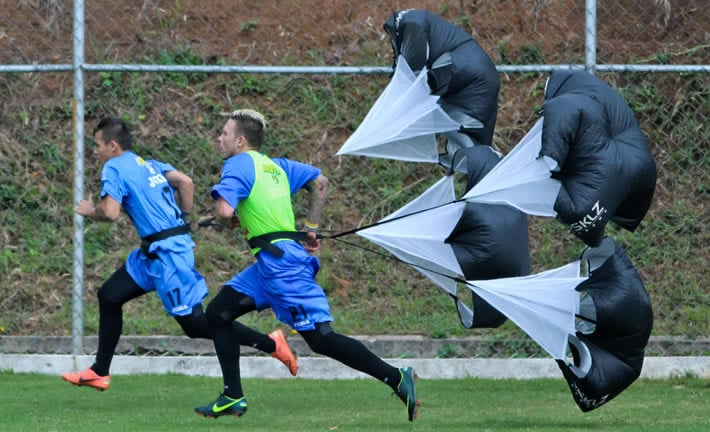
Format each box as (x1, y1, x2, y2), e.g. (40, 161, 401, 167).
(1, 354, 707, 379)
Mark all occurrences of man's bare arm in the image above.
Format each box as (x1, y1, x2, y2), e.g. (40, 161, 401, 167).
(165, 170, 194, 215)
(302, 174, 328, 252)
(75, 195, 121, 222)
(304, 174, 328, 229)
(214, 196, 240, 228)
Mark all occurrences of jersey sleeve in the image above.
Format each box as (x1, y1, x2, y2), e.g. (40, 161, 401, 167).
(274, 158, 321, 194)
(211, 153, 256, 209)
(99, 162, 125, 203)
(150, 159, 176, 174)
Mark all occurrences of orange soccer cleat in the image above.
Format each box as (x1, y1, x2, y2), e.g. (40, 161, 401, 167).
(62, 367, 111, 391)
(268, 329, 298, 376)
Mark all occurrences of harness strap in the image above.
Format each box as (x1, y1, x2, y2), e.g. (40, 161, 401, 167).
(248, 231, 322, 258)
(140, 224, 191, 257)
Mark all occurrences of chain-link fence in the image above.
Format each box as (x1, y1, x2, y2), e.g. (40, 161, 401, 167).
(1, 1, 708, 357)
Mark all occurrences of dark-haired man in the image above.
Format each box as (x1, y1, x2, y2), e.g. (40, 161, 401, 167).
(62, 116, 296, 391)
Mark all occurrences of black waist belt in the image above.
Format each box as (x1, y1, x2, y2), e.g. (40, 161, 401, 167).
(248, 231, 316, 258)
(140, 225, 191, 257)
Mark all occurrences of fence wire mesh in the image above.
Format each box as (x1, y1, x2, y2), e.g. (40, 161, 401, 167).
(0, 1, 708, 357)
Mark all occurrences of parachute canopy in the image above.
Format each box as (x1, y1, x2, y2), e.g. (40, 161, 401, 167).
(462, 118, 560, 217)
(541, 70, 657, 247)
(447, 145, 531, 329)
(468, 261, 586, 359)
(558, 237, 653, 411)
(383, 9, 501, 152)
(335, 56, 460, 162)
(357, 176, 465, 295)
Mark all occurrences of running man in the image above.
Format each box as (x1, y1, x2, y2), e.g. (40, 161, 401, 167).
(194, 109, 419, 421)
(62, 116, 296, 391)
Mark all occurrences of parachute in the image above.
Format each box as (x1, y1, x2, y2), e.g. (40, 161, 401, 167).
(558, 237, 653, 411)
(448, 146, 531, 328)
(382, 8, 500, 168)
(335, 55, 460, 163)
(541, 70, 657, 247)
(333, 12, 655, 413)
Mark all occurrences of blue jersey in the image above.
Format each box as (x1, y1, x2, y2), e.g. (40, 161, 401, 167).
(211, 153, 320, 210)
(101, 151, 205, 316)
(101, 151, 187, 239)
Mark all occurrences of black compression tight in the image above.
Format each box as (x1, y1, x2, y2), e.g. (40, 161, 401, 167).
(92, 265, 145, 376)
(91, 265, 274, 377)
(205, 287, 257, 398)
(206, 287, 402, 399)
(175, 306, 274, 352)
(299, 323, 401, 388)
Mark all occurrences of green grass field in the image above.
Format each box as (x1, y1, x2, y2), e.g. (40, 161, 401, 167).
(0, 372, 707, 432)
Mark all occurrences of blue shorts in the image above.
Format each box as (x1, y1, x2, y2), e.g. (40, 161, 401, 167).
(126, 247, 208, 317)
(225, 241, 333, 331)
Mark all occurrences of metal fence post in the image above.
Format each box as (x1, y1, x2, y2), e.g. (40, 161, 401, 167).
(585, 0, 597, 74)
(71, 0, 86, 356)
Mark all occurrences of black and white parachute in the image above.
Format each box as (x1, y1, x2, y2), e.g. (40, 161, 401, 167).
(447, 145, 531, 328)
(383, 8, 500, 160)
(559, 237, 653, 411)
(334, 12, 655, 413)
(336, 9, 500, 169)
(541, 70, 657, 247)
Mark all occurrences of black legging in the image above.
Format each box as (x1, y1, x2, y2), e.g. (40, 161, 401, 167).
(206, 286, 402, 399)
(91, 265, 274, 376)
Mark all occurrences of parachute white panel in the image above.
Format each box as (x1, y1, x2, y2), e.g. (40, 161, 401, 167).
(335, 56, 460, 162)
(370, 245, 460, 295)
(467, 261, 586, 359)
(358, 201, 466, 294)
(463, 118, 561, 216)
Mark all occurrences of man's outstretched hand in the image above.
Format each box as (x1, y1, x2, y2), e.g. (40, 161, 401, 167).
(304, 231, 320, 252)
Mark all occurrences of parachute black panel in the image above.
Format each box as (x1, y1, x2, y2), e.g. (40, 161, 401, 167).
(447, 146, 531, 328)
(557, 237, 653, 412)
(383, 9, 500, 163)
(541, 70, 657, 247)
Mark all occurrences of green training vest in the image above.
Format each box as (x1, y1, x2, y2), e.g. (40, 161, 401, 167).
(237, 151, 295, 254)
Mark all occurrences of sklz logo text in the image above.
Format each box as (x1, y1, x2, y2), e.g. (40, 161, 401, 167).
(570, 201, 607, 233)
(570, 382, 610, 409)
(262, 163, 282, 184)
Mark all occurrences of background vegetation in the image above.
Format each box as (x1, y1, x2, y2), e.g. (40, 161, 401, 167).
(0, 1, 707, 344)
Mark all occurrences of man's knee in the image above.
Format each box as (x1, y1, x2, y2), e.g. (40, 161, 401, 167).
(205, 300, 231, 327)
(176, 306, 210, 339)
(301, 322, 334, 355)
(97, 266, 142, 308)
(206, 290, 239, 327)
(206, 288, 255, 327)
(97, 281, 124, 308)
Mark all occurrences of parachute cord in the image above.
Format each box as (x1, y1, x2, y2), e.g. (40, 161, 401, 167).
(325, 198, 466, 240)
(194, 200, 476, 287)
(328, 235, 467, 285)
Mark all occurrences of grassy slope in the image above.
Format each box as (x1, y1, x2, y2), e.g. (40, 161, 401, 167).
(1, 67, 707, 340)
(0, 0, 708, 341)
